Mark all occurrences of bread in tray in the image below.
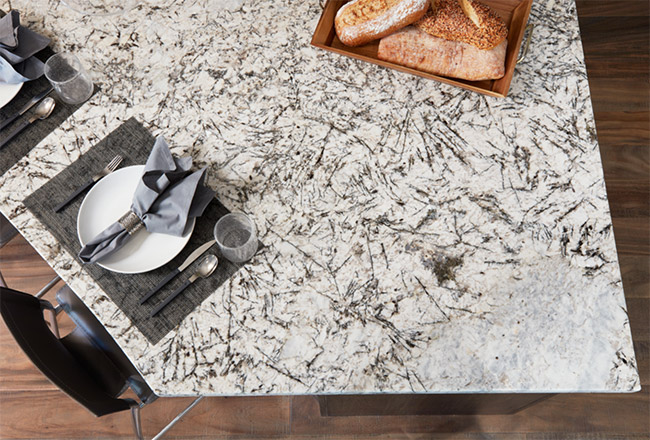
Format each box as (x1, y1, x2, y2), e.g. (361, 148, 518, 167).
(335, 0, 430, 47)
(378, 25, 507, 81)
(334, 0, 510, 82)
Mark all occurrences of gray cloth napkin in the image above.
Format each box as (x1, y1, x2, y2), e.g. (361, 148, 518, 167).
(0, 10, 50, 84)
(78, 136, 215, 264)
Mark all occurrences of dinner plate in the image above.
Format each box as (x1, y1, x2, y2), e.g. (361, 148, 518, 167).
(77, 165, 195, 274)
(0, 82, 23, 109)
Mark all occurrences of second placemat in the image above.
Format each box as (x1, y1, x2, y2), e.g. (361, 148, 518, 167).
(24, 117, 258, 344)
(0, 47, 99, 176)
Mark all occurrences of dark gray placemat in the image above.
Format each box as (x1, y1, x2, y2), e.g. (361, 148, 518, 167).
(24, 117, 259, 344)
(0, 47, 99, 176)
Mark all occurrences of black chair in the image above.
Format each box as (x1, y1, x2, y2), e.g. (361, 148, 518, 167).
(0, 281, 206, 439)
(0, 231, 204, 439)
(0, 284, 152, 438)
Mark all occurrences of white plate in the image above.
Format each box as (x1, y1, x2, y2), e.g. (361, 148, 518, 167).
(77, 165, 195, 274)
(0, 82, 23, 109)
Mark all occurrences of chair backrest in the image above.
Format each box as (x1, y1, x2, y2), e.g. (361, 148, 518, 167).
(56, 285, 156, 404)
(0, 286, 132, 417)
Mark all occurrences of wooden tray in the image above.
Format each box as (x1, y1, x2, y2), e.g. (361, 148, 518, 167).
(311, 0, 534, 98)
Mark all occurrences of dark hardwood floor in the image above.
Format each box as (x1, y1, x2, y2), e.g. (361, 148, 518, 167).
(0, 1, 648, 438)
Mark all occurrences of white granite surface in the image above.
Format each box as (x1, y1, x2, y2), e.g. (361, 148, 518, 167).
(0, 0, 640, 396)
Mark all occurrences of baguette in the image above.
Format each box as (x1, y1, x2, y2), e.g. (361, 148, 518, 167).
(377, 26, 507, 81)
(335, 0, 430, 47)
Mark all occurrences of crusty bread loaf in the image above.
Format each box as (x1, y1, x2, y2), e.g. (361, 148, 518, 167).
(415, 0, 507, 50)
(335, 0, 430, 47)
(378, 26, 507, 81)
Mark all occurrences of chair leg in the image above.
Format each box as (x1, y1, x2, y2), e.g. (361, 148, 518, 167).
(130, 403, 143, 440)
(35, 275, 61, 298)
(151, 396, 205, 440)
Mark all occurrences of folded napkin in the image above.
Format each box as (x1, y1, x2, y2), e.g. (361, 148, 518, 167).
(0, 11, 50, 84)
(78, 136, 215, 264)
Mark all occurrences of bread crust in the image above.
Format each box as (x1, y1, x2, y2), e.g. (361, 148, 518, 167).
(378, 26, 507, 81)
(335, 0, 430, 47)
(415, 0, 507, 50)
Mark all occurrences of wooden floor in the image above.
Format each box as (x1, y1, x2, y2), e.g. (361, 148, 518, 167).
(1, 1, 648, 439)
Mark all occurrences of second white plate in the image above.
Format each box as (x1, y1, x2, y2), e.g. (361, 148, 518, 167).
(77, 165, 195, 274)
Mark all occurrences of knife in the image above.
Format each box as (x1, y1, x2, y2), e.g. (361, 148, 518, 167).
(0, 86, 54, 131)
(140, 239, 216, 304)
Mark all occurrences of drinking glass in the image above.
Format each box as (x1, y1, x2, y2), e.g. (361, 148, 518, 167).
(213, 213, 258, 263)
(44, 53, 93, 105)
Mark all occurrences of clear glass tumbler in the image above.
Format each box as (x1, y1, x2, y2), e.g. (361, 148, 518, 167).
(213, 213, 258, 263)
(44, 53, 93, 105)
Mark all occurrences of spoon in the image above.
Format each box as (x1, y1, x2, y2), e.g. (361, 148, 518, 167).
(0, 97, 56, 150)
(149, 254, 219, 318)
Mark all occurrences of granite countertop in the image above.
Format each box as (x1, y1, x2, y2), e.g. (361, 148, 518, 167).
(0, 0, 639, 396)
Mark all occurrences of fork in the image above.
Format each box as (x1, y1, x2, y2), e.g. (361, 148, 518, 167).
(54, 155, 124, 213)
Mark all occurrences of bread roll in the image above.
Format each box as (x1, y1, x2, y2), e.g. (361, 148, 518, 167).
(377, 26, 507, 81)
(335, 0, 430, 47)
(415, 0, 507, 50)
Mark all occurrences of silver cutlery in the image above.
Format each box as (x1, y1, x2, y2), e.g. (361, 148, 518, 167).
(0, 97, 56, 150)
(0, 86, 54, 132)
(149, 254, 219, 318)
(140, 239, 216, 304)
(54, 155, 123, 213)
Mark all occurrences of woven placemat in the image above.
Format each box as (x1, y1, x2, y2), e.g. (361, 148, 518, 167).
(0, 47, 99, 176)
(24, 117, 258, 344)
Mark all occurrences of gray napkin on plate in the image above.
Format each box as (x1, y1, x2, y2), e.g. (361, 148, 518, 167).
(78, 136, 215, 264)
(0, 10, 50, 84)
